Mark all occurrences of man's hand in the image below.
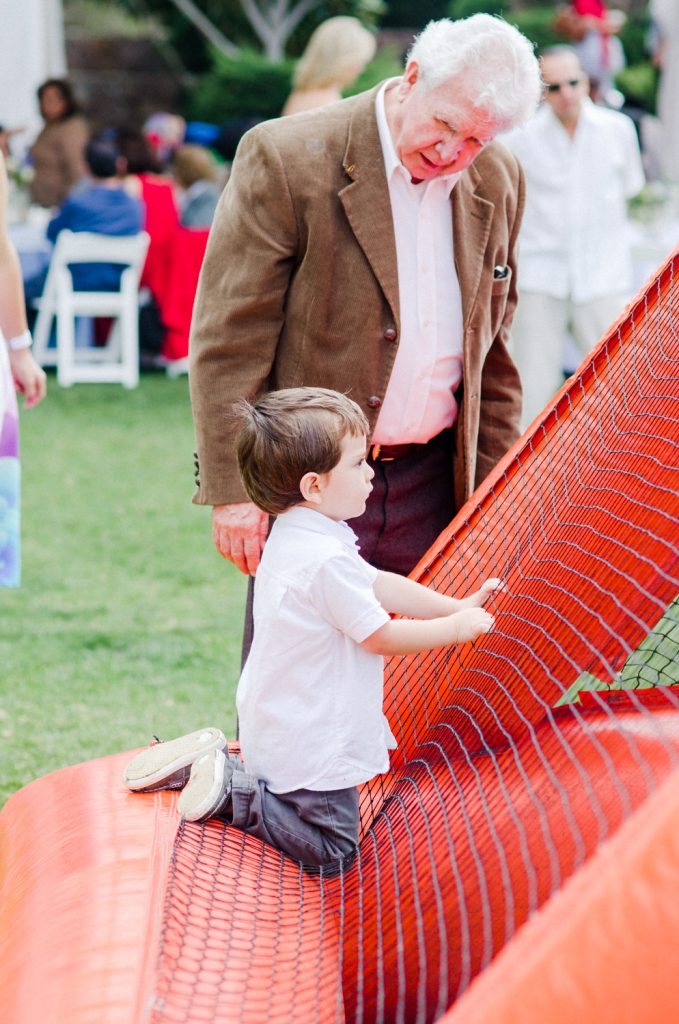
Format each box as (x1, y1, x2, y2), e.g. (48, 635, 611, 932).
(212, 502, 269, 576)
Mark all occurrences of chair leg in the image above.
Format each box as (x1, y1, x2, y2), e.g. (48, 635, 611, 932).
(106, 319, 122, 362)
(120, 306, 139, 389)
(32, 306, 56, 368)
(56, 309, 76, 387)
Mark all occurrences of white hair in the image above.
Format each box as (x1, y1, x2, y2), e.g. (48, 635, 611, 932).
(408, 15, 541, 131)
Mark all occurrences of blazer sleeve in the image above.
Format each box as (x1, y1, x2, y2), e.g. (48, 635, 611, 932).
(189, 126, 299, 505)
(474, 158, 524, 489)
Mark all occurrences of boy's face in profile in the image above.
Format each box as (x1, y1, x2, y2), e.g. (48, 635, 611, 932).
(306, 431, 374, 522)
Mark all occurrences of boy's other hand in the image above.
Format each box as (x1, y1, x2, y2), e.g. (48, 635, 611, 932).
(467, 577, 506, 607)
(212, 502, 269, 576)
(452, 607, 495, 643)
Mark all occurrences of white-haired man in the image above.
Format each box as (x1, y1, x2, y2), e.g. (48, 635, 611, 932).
(190, 16, 541, 634)
(502, 46, 645, 429)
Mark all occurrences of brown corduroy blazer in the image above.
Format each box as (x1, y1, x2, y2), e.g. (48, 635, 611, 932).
(189, 85, 524, 510)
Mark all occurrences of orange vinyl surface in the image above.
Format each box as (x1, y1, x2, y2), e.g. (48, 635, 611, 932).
(444, 767, 679, 1024)
(1, 249, 678, 1023)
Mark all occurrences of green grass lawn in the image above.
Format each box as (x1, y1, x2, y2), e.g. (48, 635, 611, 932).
(0, 374, 247, 809)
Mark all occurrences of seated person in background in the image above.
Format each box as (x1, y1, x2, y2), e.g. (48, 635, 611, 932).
(282, 17, 377, 116)
(172, 145, 222, 229)
(143, 112, 186, 171)
(24, 136, 143, 305)
(123, 387, 504, 871)
(117, 128, 179, 309)
(29, 78, 89, 209)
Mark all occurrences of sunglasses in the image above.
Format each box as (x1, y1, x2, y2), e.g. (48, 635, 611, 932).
(545, 78, 582, 93)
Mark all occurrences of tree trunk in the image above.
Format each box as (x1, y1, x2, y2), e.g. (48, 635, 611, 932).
(240, 0, 322, 60)
(166, 0, 240, 58)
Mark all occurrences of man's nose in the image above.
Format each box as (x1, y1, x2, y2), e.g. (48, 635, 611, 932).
(366, 462, 375, 481)
(436, 136, 463, 164)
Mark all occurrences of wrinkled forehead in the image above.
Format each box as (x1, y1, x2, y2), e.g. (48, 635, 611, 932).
(417, 73, 498, 132)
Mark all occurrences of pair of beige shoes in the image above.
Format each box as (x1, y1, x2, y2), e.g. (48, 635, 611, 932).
(123, 727, 233, 822)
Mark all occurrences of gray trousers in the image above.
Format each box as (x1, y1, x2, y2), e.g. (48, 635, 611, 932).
(219, 766, 359, 870)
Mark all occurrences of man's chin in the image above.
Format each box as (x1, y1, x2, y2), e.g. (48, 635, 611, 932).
(415, 155, 458, 179)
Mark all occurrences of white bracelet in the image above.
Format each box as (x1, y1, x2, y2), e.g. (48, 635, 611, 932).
(6, 330, 32, 351)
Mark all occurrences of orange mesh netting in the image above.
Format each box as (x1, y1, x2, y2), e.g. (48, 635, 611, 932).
(1, 249, 678, 1024)
(147, 248, 679, 1022)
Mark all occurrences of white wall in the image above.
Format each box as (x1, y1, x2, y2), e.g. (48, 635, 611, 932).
(0, 0, 66, 154)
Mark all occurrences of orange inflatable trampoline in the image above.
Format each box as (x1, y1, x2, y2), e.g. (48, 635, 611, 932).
(1, 248, 678, 1024)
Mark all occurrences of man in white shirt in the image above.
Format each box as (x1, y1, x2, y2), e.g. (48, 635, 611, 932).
(189, 16, 542, 604)
(502, 47, 645, 429)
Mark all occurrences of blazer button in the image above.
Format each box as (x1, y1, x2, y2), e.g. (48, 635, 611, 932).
(368, 395, 382, 409)
(384, 327, 397, 342)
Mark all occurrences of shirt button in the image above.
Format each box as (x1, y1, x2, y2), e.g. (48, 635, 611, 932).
(384, 327, 397, 342)
(368, 395, 382, 409)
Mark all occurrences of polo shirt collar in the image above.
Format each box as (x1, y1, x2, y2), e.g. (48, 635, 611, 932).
(277, 506, 359, 551)
(540, 95, 596, 133)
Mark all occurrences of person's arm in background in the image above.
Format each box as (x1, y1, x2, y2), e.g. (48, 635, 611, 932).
(189, 126, 299, 575)
(0, 154, 46, 407)
(621, 114, 645, 200)
(474, 153, 525, 488)
(58, 116, 89, 194)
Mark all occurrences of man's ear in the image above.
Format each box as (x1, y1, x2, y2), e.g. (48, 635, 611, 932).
(299, 471, 323, 505)
(400, 59, 419, 95)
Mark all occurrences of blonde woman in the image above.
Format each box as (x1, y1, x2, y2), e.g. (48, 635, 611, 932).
(282, 17, 377, 116)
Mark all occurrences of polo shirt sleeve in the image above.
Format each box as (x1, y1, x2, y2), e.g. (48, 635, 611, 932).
(308, 552, 390, 644)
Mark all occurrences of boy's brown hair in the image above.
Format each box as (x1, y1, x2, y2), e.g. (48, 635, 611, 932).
(236, 387, 369, 516)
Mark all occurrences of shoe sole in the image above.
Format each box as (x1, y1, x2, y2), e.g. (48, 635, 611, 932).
(123, 728, 227, 791)
(179, 748, 231, 822)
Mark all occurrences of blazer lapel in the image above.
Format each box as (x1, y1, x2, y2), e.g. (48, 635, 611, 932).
(338, 88, 400, 328)
(452, 164, 494, 330)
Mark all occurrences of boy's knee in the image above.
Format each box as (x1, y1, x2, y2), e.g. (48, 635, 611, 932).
(302, 840, 358, 877)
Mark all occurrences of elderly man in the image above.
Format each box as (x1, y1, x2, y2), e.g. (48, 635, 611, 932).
(502, 46, 645, 429)
(190, 16, 541, 592)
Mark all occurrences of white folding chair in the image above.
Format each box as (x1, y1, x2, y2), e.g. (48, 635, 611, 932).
(32, 230, 150, 388)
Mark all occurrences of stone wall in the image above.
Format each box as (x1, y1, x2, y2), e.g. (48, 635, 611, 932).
(66, 36, 184, 132)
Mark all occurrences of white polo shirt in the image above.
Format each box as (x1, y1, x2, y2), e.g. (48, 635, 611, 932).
(236, 506, 395, 793)
(501, 99, 644, 302)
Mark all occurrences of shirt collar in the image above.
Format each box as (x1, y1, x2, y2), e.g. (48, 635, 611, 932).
(375, 79, 461, 196)
(541, 95, 595, 132)
(276, 506, 360, 551)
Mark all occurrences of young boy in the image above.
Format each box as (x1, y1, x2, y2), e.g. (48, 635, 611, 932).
(124, 388, 503, 869)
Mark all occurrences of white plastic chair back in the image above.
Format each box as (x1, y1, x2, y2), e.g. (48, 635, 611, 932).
(32, 230, 150, 388)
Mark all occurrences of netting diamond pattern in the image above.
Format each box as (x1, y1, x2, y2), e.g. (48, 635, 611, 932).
(150, 251, 679, 1024)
